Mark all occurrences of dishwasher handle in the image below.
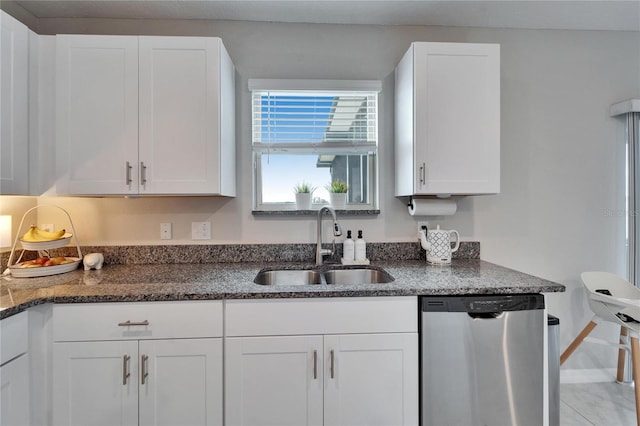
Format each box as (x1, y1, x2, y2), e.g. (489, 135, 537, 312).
(468, 312, 504, 319)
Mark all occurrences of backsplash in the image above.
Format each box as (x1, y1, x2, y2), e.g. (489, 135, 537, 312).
(1, 242, 479, 266)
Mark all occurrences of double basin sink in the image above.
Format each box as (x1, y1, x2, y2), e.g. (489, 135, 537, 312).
(254, 265, 394, 286)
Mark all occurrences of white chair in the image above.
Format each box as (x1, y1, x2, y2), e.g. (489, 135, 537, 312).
(561, 272, 640, 426)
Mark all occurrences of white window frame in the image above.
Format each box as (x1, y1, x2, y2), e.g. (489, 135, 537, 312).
(611, 99, 640, 286)
(250, 79, 381, 211)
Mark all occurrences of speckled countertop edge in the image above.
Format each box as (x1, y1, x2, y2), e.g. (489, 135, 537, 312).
(1, 259, 565, 319)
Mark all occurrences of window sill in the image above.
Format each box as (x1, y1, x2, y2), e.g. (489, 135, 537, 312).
(252, 209, 380, 217)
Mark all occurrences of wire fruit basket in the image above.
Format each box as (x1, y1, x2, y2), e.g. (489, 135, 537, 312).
(3, 205, 83, 278)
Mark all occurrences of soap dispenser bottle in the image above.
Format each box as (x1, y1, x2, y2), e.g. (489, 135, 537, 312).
(343, 230, 355, 262)
(355, 230, 367, 261)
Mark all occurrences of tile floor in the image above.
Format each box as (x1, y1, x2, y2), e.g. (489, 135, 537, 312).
(561, 382, 638, 425)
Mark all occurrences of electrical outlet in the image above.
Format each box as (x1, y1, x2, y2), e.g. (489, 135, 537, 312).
(417, 221, 429, 231)
(160, 223, 172, 240)
(40, 224, 54, 232)
(191, 221, 211, 240)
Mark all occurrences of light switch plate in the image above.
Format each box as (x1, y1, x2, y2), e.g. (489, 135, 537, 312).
(160, 223, 172, 240)
(191, 221, 211, 240)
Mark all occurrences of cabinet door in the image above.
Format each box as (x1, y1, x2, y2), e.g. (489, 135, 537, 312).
(225, 336, 323, 426)
(53, 341, 138, 426)
(138, 338, 222, 426)
(413, 42, 500, 195)
(138, 37, 221, 195)
(0, 354, 30, 426)
(0, 11, 29, 195)
(323, 333, 418, 426)
(56, 35, 139, 195)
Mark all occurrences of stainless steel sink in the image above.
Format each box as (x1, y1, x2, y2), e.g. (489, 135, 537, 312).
(254, 269, 322, 285)
(254, 266, 394, 286)
(324, 268, 394, 284)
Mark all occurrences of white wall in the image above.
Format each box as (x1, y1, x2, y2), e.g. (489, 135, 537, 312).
(1, 15, 639, 370)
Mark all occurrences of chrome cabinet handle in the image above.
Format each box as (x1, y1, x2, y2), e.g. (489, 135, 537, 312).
(126, 161, 133, 186)
(313, 350, 318, 379)
(419, 162, 426, 186)
(140, 162, 147, 186)
(118, 320, 150, 327)
(141, 354, 149, 385)
(122, 355, 130, 385)
(330, 349, 335, 379)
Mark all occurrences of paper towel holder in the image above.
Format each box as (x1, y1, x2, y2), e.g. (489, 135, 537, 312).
(406, 195, 452, 207)
(407, 196, 457, 217)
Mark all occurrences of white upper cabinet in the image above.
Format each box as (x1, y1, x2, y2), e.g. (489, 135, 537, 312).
(56, 35, 236, 196)
(56, 35, 139, 195)
(0, 11, 29, 195)
(395, 42, 500, 196)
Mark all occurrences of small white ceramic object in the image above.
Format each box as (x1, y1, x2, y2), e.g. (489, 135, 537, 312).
(419, 225, 460, 265)
(84, 253, 104, 270)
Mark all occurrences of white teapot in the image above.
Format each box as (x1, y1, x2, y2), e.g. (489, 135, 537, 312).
(418, 225, 460, 265)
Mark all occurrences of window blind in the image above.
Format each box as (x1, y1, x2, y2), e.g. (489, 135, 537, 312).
(252, 91, 378, 152)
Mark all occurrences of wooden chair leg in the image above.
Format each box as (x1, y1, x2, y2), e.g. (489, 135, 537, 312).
(618, 327, 629, 382)
(561, 321, 597, 365)
(629, 336, 640, 426)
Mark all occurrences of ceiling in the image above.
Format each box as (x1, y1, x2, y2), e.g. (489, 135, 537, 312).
(11, 0, 640, 31)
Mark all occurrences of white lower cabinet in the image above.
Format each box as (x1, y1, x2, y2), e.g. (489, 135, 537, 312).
(225, 297, 419, 426)
(323, 333, 417, 426)
(53, 339, 222, 426)
(53, 341, 139, 426)
(51, 301, 223, 426)
(138, 339, 222, 426)
(226, 333, 417, 426)
(225, 336, 324, 426)
(0, 353, 30, 426)
(0, 310, 30, 426)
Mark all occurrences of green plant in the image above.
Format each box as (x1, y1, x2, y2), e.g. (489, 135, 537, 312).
(293, 181, 316, 194)
(325, 180, 348, 193)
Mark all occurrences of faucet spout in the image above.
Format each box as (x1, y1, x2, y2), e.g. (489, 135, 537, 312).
(316, 206, 342, 266)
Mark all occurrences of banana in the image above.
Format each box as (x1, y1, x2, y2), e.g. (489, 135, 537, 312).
(21, 225, 66, 242)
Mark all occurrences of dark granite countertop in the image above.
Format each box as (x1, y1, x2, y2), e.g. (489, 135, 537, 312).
(0, 259, 564, 319)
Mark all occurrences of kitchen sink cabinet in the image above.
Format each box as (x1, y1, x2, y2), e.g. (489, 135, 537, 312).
(0, 11, 30, 195)
(0, 311, 30, 426)
(55, 35, 236, 196)
(323, 333, 417, 426)
(51, 301, 224, 426)
(225, 335, 324, 425)
(395, 42, 500, 196)
(226, 333, 417, 426)
(224, 297, 418, 426)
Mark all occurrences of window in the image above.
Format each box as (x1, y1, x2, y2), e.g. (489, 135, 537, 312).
(628, 110, 640, 286)
(612, 99, 640, 286)
(250, 79, 380, 210)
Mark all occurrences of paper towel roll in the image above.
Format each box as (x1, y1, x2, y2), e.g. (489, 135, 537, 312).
(408, 198, 457, 216)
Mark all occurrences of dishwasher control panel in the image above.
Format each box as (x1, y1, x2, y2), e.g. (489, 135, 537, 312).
(421, 294, 544, 313)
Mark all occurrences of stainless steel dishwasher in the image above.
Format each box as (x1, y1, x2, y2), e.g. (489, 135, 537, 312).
(420, 294, 545, 426)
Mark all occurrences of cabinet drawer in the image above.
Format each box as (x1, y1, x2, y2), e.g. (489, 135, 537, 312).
(226, 296, 417, 337)
(0, 311, 28, 365)
(53, 301, 222, 342)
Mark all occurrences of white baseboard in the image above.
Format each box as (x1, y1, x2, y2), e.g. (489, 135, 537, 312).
(560, 368, 625, 384)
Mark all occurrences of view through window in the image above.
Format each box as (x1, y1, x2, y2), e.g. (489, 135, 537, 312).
(251, 85, 378, 210)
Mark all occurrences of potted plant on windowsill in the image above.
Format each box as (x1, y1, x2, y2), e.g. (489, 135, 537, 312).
(293, 182, 316, 210)
(326, 180, 348, 209)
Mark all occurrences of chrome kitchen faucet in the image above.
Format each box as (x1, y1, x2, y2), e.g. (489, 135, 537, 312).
(316, 206, 342, 266)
